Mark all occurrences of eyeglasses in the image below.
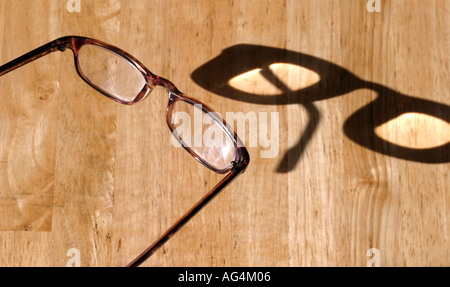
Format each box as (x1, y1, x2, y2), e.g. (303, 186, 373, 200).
(0, 36, 250, 267)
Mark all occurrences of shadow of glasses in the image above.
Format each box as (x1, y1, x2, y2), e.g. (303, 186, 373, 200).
(191, 44, 449, 172)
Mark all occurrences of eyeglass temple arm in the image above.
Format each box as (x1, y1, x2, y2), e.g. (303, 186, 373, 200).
(0, 38, 69, 77)
(126, 164, 247, 267)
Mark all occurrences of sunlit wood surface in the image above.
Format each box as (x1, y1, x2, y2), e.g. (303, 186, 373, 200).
(0, 0, 448, 267)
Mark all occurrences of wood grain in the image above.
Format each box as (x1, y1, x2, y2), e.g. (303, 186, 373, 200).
(0, 0, 448, 267)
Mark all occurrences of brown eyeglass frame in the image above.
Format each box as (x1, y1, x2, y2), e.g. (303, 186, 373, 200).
(0, 36, 250, 267)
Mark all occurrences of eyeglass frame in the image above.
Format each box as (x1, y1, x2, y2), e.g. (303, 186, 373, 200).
(0, 36, 250, 267)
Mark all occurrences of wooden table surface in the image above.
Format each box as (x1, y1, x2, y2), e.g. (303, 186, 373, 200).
(0, 0, 448, 267)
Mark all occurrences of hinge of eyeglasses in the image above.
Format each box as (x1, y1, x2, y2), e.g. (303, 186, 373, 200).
(50, 40, 68, 52)
(57, 44, 66, 52)
(232, 158, 249, 174)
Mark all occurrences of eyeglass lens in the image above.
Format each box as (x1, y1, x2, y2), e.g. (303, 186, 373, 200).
(77, 44, 146, 102)
(170, 101, 236, 171)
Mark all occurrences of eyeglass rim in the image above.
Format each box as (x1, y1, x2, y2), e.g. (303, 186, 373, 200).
(58, 36, 249, 174)
(59, 36, 154, 105)
(166, 93, 245, 174)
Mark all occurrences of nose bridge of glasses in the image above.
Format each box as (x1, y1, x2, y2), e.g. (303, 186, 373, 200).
(130, 76, 179, 104)
(152, 76, 181, 96)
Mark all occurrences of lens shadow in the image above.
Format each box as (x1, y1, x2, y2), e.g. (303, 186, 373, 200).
(191, 44, 449, 172)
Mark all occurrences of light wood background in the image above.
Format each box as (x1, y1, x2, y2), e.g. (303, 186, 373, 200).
(0, 0, 448, 267)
